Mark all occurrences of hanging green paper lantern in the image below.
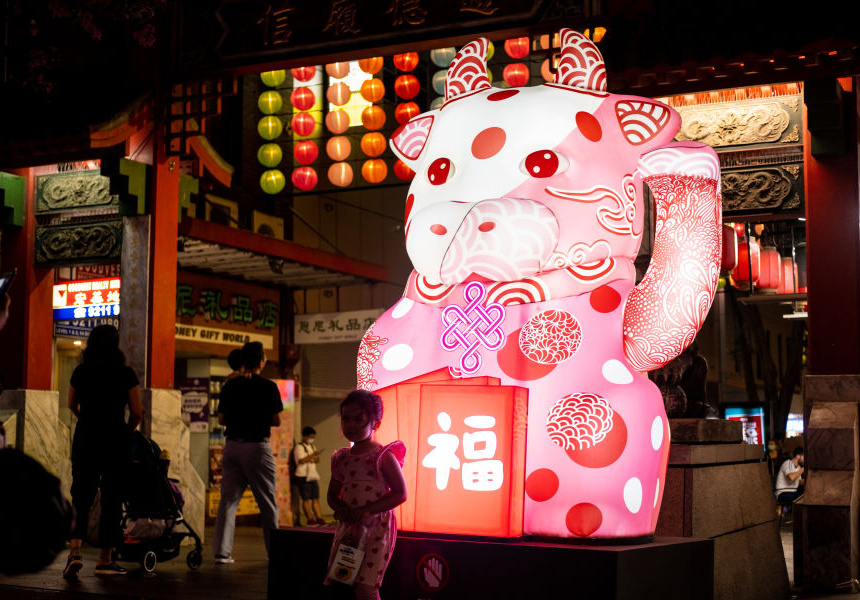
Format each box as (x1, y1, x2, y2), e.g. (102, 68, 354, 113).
(260, 169, 286, 194)
(260, 70, 287, 87)
(257, 143, 283, 168)
(257, 116, 284, 140)
(258, 90, 283, 115)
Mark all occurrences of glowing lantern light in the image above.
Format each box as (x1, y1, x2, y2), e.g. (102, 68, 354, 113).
(393, 159, 415, 181)
(540, 59, 553, 83)
(487, 68, 494, 83)
(430, 47, 456, 68)
(258, 90, 283, 114)
(328, 162, 354, 187)
(361, 105, 386, 131)
(721, 224, 737, 273)
(291, 66, 316, 82)
(325, 62, 350, 79)
(292, 166, 318, 191)
(733, 222, 747, 239)
(395, 102, 420, 125)
(394, 74, 420, 100)
(325, 109, 350, 134)
(362, 159, 388, 184)
(294, 140, 319, 165)
(290, 87, 316, 111)
(360, 78, 385, 103)
(360, 132, 386, 158)
(486, 41, 495, 61)
(758, 247, 781, 291)
(257, 116, 284, 140)
(503, 63, 529, 87)
(291, 112, 316, 137)
(326, 136, 352, 162)
(326, 82, 351, 106)
(260, 70, 286, 87)
(504, 37, 530, 59)
(260, 169, 286, 194)
(431, 70, 447, 95)
(393, 52, 419, 72)
(731, 239, 760, 286)
(358, 57, 383, 74)
(777, 257, 798, 294)
(257, 143, 283, 168)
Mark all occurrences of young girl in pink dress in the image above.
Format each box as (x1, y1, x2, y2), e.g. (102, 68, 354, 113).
(326, 390, 407, 600)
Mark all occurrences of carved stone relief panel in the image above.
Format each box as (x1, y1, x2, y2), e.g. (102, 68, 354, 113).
(35, 171, 117, 214)
(721, 163, 804, 216)
(35, 220, 123, 265)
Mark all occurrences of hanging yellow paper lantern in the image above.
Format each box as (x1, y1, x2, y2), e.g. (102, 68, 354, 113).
(258, 90, 283, 114)
(325, 109, 350, 134)
(361, 159, 388, 184)
(260, 169, 286, 194)
(361, 105, 386, 131)
(257, 116, 284, 140)
(486, 41, 495, 61)
(360, 132, 386, 158)
(360, 78, 385, 103)
(326, 62, 350, 79)
(257, 143, 283, 168)
(328, 162, 354, 187)
(326, 136, 352, 162)
(326, 82, 351, 106)
(260, 70, 287, 87)
(358, 57, 383, 74)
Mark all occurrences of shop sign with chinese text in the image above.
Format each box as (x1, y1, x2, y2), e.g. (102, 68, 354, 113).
(52, 277, 120, 320)
(294, 309, 383, 344)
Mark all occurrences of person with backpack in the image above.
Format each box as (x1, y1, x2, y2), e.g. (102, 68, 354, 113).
(294, 426, 325, 526)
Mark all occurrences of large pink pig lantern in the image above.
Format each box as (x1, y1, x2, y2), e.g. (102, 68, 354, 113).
(359, 30, 722, 539)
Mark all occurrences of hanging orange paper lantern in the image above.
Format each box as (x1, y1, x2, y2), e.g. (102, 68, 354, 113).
(540, 58, 553, 83)
(503, 63, 530, 87)
(361, 105, 386, 131)
(326, 136, 352, 162)
(291, 66, 316, 82)
(325, 62, 350, 79)
(395, 102, 420, 125)
(393, 52, 419, 72)
(358, 57, 383, 74)
(360, 132, 386, 158)
(394, 74, 420, 100)
(326, 82, 351, 106)
(294, 140, 319, 165)
(393, 159, 415, 181)
(504, 37, 530, 59)
(360, 78, 385, 103)
(361, 159, 388, 184)
(290, 87, 316, 111)
(291, 112, 316, 137)
(757, 247, 781, 291)
(328, 162, 354, 187)
(260, 169, 286, 194)
(325, 109, 350, 134)
(292, 166, 318, 192)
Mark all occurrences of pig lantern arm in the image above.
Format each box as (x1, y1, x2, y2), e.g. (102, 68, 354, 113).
(622, 141, 722, 372)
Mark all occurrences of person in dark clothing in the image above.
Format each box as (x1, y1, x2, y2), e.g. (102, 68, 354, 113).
(212, 341, 282, 563)
(63, 324, 142, 579)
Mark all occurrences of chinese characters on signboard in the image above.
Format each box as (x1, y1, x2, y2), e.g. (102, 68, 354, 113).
(52, 277, 120, 320)
(294, 309, 383, 344)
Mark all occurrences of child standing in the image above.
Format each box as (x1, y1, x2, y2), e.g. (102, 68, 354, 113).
(326, 390, 406, 600)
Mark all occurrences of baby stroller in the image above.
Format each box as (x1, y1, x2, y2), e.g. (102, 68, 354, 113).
(115, 431, 203, 573)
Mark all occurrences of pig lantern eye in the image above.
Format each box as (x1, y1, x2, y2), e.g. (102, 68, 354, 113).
(427, 157, 454, 185)
(521, 150, 568, 178)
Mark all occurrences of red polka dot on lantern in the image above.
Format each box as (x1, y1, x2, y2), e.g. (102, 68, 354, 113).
(395, 102, 420, 125)
(291, 66, 316, 82)
(290, 87, 315, 111)
(360, 78, 385, 103)
(393, 160, 415, 181)
(325, 62, 350, 79)
(361, 105, 386, 131)
(566, 503, 603, 537)
(503, 63, 529, 87)
(504, 37, 530, 59)
(291, 112, 316, 137)
(392, 52, 419, 72)
(394, 74, 420, 100)
(293, 140, 318, 165)
(525, 468, 559, 502)
(589, 285, 621, 313)
(325, 109, 350, 134)
(358, 57, 383, 74)
(361, 159, 388, 184)
(292, 166, 318, 191)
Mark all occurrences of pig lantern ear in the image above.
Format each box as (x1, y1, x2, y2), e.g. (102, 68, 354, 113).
(553, 28, 607, 92)
(444, 38, 492, 105)
(390, 115, 435, 167)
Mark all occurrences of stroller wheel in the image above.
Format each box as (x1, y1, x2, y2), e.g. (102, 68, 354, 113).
(186, 548, 202, 570)
(142, 550, 157, 573)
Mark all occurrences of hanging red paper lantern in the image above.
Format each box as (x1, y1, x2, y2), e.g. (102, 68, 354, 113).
(393, 52, 419, 72)
(721, 224, 737, 273)
(294, 140, 319, 165)
(394, 74, 420, 100)
(328, 162, 354, 187)
(395, 102, 420, 125)
(777, 257, 798, 294)
(361, 159, 388, 184)
(290, 87, 316, 111)
(325, 110, 350, 135)
(291, 112, 316, 137)
(733, 222, 747, 239)
(757, 247, 781, 291)
(358, 57, 383, 74)
(360, 78, 385, 103)
(361, 105, 386, 131)
(504, 37, 530, 59)
(326, 82, 351, 106)
(291, 66, 316, 82)
(503, 63, 529, 87)
(394, 159, 415, 181)
(326, 136, 352, 162)
(292, 166, 318, 191)
(731, 239, 760, 286)
(325, 62, 350, 79)
(360, 132, 386, 158)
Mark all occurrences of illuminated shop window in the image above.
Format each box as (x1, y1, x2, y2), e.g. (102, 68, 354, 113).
(329, 61, 371, 127)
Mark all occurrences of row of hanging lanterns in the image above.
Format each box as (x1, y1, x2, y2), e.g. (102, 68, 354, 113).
(258, 69, 288, 194)
(722, 224, 806, 293)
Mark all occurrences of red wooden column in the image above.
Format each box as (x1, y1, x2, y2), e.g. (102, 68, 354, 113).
(0, 168, 53, 390)
(147, 147, 179, 389)
(803, 79, 860, 375)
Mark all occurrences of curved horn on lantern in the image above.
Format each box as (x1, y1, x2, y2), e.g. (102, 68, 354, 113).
(444, 38, 492, 104)
(552, 28, 607, 92)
